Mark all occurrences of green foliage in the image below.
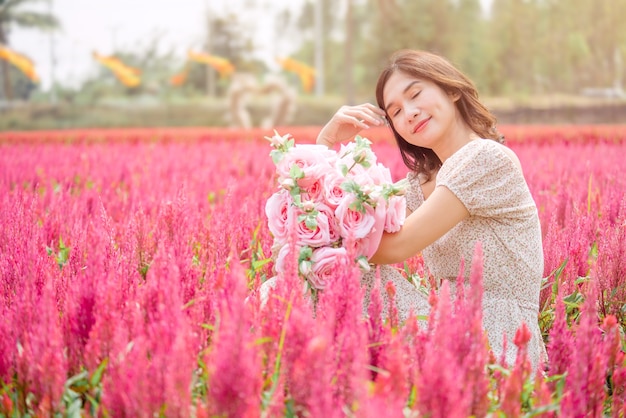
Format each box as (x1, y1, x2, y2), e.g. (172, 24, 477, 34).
(0, 359, 107, 417)
(60, 359, 107, 418)
(298, 0, 626, 98)
(486, 364, 566, 416)
(241, 222, 272, 288)
(46, 237, 69, 270)
(1, 247, 623, 416)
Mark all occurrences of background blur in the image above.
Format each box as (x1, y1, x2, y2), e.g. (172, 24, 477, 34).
(1, 0, 625, 130)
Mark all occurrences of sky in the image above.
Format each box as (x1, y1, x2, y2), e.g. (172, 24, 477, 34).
(10, 0, 308, 90)
(10, 0, 491, 91)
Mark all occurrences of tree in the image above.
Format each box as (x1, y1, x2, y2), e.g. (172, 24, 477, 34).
(296, 0, 343, 96)
(0, 0, 60, 100)
(201, 12, 256, 96)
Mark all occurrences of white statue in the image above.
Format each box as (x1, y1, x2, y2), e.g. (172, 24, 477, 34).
(226, 72, 296, 128)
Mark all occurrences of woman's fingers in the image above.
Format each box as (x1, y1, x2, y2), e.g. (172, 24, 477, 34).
(317, 103, 387, 147)
(339, 104, 386, 128)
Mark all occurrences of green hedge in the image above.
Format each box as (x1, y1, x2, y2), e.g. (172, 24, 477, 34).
(0, 96, 348, 131)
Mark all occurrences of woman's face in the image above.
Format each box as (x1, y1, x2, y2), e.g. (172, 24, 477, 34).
(382, 71, 459, 149)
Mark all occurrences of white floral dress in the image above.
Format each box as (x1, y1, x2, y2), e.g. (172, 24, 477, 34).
(362, 139, 547, 368)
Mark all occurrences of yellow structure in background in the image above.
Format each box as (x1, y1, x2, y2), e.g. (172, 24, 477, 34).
(0, 44, 39, 83)
(277, 57, 315, 93)
(187, 51, 235, 79)
(93, 52, 141, 88)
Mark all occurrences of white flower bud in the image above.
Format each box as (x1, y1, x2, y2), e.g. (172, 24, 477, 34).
(353, 149, 368, 164)
(301, 200, 316, 211)
(368, 189, 382, 202)
(360, 184, 373, 195)
(266, 131, 291, 147)
(299, 260, 312, 276)
(280, 178, 296, 190)
(357, 257, 371, 272)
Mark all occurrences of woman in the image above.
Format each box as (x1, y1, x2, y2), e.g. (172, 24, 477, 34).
(316, 49, 547, 369)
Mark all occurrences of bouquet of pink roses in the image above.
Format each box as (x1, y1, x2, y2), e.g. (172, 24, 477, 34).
(264, 131, 408, 292)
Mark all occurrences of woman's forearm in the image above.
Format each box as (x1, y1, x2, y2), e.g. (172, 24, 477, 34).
(370, 185, 470, 265)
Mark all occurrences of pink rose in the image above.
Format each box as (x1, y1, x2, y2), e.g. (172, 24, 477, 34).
(339, 198, 386, 259)
(343, 160, 369, 179)
(295, 206, 334, 248)
(366, 163, 393, 185)
(308, 246, 348, 289)
(316, 203, 341, 243)
(338, 142, 376, 168)
(301, 176, 325, 202)
(341, 237, 368, 259)
(265, 189, 293, 242)
(274, 244, 313, 278)
(384, 195, 406, 233)
(322, 171, 346, 209)
(276, 145, 335, 189)
(335, 196, 377, 240)
(363, 199, 387, 259)
(349, 167, 379, 192)
(273, 244, 291, 274)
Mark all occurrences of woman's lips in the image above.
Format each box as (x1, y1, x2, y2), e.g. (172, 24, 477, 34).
(413, 117, 431, 134)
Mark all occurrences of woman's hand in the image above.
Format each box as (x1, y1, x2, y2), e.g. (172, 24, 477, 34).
(316, 103, 387, 148)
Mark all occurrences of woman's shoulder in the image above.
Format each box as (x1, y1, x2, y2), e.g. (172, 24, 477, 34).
(436, 139, 533, 215)
(441, 138, 522, 178)
(475, 139, 523, 171)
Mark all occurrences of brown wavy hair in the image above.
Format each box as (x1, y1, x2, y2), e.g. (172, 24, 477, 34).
(375, 49, 504, 181)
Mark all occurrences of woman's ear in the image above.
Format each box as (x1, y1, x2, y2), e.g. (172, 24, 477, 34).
(449, 90, 461, 102)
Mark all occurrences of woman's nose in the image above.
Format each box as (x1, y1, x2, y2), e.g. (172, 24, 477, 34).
(407, 108, 420, 122)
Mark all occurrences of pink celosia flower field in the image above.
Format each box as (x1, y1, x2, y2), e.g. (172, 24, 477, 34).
(0, 125, 625, 416)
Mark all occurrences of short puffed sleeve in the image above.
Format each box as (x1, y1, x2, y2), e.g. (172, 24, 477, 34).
(436, 140, 533, 218)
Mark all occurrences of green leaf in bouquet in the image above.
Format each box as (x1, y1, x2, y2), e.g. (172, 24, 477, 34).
(339, 162, 350, 177)
(270, 149, 285, 164)
(299, 246, 313, 261)
(291, 193, 302, 206)
(352, 149, 372, 168)
(356, 256, 371, 272)
(392, 178, 410, 193)
(305, 214, 318, 230)
(352, 135, 375, 168)
(289, 164, 304, 179)
(340, 179, 361, 194)
(354, 135, 373, 148)
(378, 178, 410, 201)
(298, 211, 319, 230)
(379, 183, 392, 200)
(349, 199, 367, 214)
